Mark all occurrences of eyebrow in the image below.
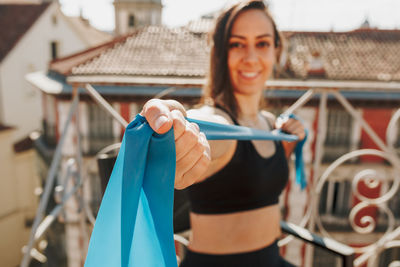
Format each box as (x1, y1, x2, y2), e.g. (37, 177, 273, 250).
(230, 33, 273, 39)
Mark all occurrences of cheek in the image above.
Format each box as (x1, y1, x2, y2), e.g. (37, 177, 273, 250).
(227, 52, 236, 70)
(227, 52, 238, 78)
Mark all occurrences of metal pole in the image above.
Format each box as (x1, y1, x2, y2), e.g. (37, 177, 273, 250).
(85, 84, 128, 128)
(282, 89, 315, 116)
(333, 90, 390, 154)
(154, 86, 177, 99)
(74, 88, 89, 264)
(35, 170, 81, 241)
(305, 91, 328, 267)
(20, 94, 79, 267)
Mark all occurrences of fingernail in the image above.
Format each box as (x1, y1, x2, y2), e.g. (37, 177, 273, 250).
(191, 122, 200, 133)
(155, 115, 168, 131)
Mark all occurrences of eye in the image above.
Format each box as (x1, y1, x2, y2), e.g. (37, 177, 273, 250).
(229, 42, 244, 49)
(256, 41, 271, 48)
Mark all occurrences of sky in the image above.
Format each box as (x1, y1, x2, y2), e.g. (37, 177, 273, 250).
(59, 0, 400, 32)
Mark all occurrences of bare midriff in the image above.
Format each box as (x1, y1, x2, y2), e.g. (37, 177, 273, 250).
(188, 204, 281, 254)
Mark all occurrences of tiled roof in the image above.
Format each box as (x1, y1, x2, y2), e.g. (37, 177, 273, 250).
(50, 24, 400, 82)
(50, 36, 126, 76)
(70, 26, 209, 77)
(0, 3, 50, 62)
(281, 29, 400, 81)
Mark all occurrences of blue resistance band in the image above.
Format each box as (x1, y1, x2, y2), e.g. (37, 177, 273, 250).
(278, 113, 309, 190)
(85, 114, 307, 267)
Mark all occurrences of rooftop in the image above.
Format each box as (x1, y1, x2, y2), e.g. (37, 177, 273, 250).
(0, 2, 50, 62)
(49, 25, 400, 83)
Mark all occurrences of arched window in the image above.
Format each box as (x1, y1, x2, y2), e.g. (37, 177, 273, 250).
(128, 14, 135, 27)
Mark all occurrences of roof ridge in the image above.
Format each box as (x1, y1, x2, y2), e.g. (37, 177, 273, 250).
(50, 30, 143, 75)
(0, 2, 51, 62)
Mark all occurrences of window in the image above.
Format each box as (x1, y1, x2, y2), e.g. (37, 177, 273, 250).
(378, 247, 400, 266)
(50, 41, 58, 60)
(323, 109, 353, 162)
(319, 180, 352, 218)
(43, 95, 57, 147)
(87, 103, 115, 154)
(128, 14, 135, 27)
(52, 15, 57, 25)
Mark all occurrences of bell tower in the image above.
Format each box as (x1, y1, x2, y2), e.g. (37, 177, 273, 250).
(114, 0, 162, 35)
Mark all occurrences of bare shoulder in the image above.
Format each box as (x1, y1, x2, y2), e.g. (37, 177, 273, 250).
(187, 105, 234, 125)
(260, 110, 276, 128)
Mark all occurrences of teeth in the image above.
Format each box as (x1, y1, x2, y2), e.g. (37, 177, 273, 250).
(240, 71, 258, 78)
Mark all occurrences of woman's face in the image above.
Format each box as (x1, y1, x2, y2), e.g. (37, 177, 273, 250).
(227, 9, 276, 96)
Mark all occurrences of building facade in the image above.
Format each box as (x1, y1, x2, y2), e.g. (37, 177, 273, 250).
(114, 0, 162, 35)
(0, 2, 112, 266)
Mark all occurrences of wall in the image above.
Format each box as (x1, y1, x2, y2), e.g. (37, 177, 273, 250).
(114, 2, 162, 35)
(0, 3, 88, 142)
(0, 128, 39, 267)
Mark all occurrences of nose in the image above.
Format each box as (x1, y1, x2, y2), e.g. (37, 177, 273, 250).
(243, 46, 258, 64)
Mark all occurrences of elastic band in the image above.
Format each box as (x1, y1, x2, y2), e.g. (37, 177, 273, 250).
(85, 114, 307, 267)
(278, 113, 308, 190)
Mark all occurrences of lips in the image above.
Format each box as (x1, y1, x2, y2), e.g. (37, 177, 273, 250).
(239, 71, 261, 80)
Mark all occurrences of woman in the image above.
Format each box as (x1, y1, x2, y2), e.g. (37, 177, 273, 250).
(141, 1, 305, 266)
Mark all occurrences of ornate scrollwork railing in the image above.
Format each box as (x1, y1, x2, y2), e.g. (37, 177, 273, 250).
(274, 83, 400, 266)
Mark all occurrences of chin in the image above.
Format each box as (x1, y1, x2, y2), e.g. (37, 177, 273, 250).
(234, 86, 262, 96)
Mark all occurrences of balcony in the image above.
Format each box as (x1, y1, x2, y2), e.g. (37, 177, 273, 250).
(19, 79, 400, 267)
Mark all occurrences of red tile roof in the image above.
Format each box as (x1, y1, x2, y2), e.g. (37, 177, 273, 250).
(281, 29, 400, 81)
(49, 25, 400, 82)
(0, 3, 50, 62)
(71, 26, 209, 77)
(50, 34, 129, 76)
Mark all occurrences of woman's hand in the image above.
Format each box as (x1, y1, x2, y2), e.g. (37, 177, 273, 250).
(275, 116, 306, 158)
(278, 117, 306, 141)
(141, 99, 211, 189)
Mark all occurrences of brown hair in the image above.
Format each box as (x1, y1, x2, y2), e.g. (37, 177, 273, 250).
(202, 0, 283, 118)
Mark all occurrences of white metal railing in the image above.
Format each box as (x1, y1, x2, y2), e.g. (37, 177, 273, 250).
(20, 83, 400, 267)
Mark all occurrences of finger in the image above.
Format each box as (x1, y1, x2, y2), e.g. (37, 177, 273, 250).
(171, 110, 187, 140)
(163, 99, 187, 117)
(175, 123, 200, 161)
(199, 132, 211, 160)
(175, 141, 205, 180)
(175, 131, 208, 177)
(141, 99, 173, 134)
(283, 122, 301, 134)
(282, 119, 300, 131)
(175, 153, 211, 189)
(282, 120, 305, 140)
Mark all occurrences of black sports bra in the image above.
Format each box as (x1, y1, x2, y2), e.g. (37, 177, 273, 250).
(187, 108, 289, 214)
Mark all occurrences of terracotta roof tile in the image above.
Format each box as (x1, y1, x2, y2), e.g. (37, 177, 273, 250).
(0, 3, 50, 62)
(71, 26, 209, 77)
(281, 30, 400, 81)
(50, 24, 400, 82)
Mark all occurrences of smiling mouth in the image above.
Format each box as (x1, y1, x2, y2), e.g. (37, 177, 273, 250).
(239, 71, 260, 79)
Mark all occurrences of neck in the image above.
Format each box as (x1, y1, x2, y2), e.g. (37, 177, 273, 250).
(234, 91, 262, 121)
